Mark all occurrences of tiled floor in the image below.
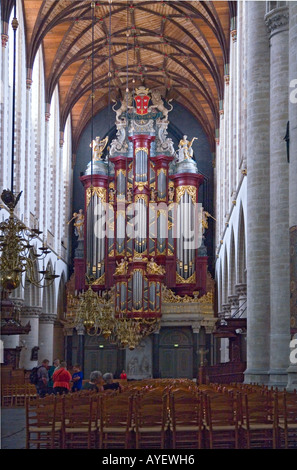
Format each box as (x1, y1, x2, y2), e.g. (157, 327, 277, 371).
(1, 408, 26, 449)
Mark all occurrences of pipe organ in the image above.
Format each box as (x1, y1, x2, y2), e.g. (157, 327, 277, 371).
(75, 87, 208, 332)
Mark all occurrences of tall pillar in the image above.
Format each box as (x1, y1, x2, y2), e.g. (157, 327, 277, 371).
(38, 314, 55, 365)
(287, 1, 297, 389)
(19, 307, 41, 369)
(265, 5, 290, 387)
(245, 1, 270, 384)
(289, 2, 297, 334)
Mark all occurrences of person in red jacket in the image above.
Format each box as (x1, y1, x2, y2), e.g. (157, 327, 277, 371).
(120, 370, 127, 380)
(53, 361, 72, 395)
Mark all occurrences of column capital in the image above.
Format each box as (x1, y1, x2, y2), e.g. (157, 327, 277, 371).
(39, 313, 56, 324)
(235, 283, 247, 298)
(222, 303, 231, 318)
(191, 322, 202, 334)
(265, 6, 289, 37)
(21, 306, 42, 318)
(228, 295, 239, 307)
(76, 325, 85, 335)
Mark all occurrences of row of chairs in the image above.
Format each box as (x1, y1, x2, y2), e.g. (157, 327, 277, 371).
(2, 384, 37, 407)
(25, 384, 297, 449)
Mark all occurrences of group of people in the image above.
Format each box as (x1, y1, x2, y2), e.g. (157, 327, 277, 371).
(34, 358, 127, 397)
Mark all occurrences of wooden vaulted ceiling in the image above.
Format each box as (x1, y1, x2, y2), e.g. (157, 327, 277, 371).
(5, 1, 235, 153)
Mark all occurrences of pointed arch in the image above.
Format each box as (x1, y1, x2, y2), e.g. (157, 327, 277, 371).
(41, 260, 56, 315)
(23, 255, 41, 308)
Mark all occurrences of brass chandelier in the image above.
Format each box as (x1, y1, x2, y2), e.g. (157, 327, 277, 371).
(74, 285, 160, 350)
(0, 190, 58, 291)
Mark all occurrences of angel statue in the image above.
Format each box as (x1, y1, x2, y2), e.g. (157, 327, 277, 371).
(114, 257, 128, 275)
(177, 135, 198, 162)
(147, 257, 165, 275)
(68, 209, 84, 240)
(90, 136, 109, 161)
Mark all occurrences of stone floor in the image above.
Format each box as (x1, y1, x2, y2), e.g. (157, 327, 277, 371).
(1, 408, 26, 449)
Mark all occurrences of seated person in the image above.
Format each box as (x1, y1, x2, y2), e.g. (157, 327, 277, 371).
(71, 364, 83, 392)
(103, 372, 121, 391)
(82, 370, 104, 392)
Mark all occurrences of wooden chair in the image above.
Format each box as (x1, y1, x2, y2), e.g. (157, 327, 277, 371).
(134, 388, 168, 449)
(241, 392, 277, 449)
(276, 390, 297, 448)
(1, 385, 15, 407)
(204, 392, 239, 449)
(99, 392, 133, 449)
(62, 393, 97, 449)
(25, 395, 62, 449)
(169, 388, 203, 449)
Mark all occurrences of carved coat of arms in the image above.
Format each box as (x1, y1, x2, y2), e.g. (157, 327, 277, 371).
(134, 87, 150, 115)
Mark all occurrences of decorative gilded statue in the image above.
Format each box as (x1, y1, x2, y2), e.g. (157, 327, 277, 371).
(127, 187, 133, 203)
(115, 258, 128, 275)
(147, 257, 165, 275)
(109, 186, 115, 203)
(177, 135, 198, 161)
(90, 136, 108, 161)
(68, 209, 84, 240)
(168, 185, 175, 202)
(150, 187, 157, 202)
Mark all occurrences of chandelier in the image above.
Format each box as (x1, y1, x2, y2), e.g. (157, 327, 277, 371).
(74, 285, 160, 350)
(0, 190, 59, 292)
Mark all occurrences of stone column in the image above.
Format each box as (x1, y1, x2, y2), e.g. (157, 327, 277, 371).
(76, 325, 85, 373)
(288, 1, 297, 388)
(289, 3, 297, 334)
(265, 5, 290, 387)
(245, 1, 271, 384)
(19, 307, 41, 369)
(38, 314, 56, 364)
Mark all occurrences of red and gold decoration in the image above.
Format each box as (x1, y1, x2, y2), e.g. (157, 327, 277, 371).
(69, 87, 211, 349)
